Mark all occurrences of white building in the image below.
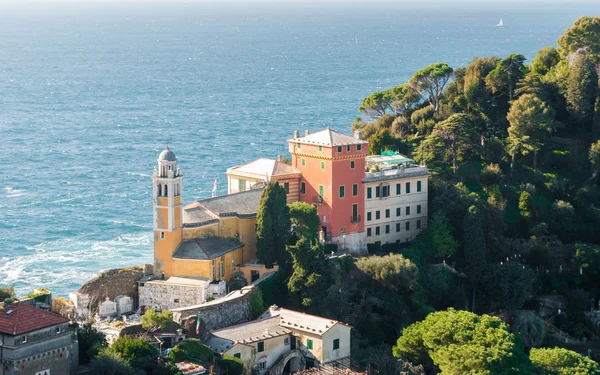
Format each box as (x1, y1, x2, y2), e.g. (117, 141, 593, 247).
(138, 276, 211, 311)
(115, 295, 134, 315)
(364, 154, 429, 248)
(206, 305, 351, 375)
(99, 297, 117, 318)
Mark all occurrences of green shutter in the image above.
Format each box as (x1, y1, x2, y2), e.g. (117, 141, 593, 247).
(319, 185, 324, 198)
(367, 187, 372, 199)
(339, 186, 345, 198)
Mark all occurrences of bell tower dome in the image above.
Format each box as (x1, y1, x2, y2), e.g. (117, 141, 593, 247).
(152, 147, 183, 277)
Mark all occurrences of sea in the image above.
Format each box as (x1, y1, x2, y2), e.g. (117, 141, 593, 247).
(0, 1, 597, 297)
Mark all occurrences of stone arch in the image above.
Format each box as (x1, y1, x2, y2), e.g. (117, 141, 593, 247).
(268, 349, 306, 375)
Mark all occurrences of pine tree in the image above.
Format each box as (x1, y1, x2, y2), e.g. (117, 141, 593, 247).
(566, 53, 598, 133)
(256, 181, 291, 268)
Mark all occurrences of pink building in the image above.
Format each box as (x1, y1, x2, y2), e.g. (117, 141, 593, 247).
(288, 128, 368, 254)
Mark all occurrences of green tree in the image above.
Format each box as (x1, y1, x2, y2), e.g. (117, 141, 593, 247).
(393, 309, 529, 374)
(519, 191, 534, 220)
(485, 54, 528, 101)
(480, 261, 535, 312)
(356, 254, 419, 292)
(506, 94, 555, 173)
(0, 286, 15, 302)
(368, 128, 396, 155)
(288, 201, 320, 242)
(256, 181, 291, 268)
(409, 63, 454, 111)
(77, 322, 107, 365)
(512, 313, 546, 348)
(463, 205, 486, 311)
(167, 339, 213, 363)
(109, 336, 159, 372)
(287, 238, 329, 308)
(566, 52, 598, 132)
(531, 47, 560, 76)
(427, 114, 474, 173)
(557, 16, 600, 63)
(530, 347, 600, 375)
(419, 211, 458, 260)
(141, 309, 173, 331)
(217, 356, 244, 375)
(359, 90, 393, 117)
(89, 350, 140, 375)
(589, 140, 600, 180)
(464, 57, 500, 112)
(387, 83, 420, 115)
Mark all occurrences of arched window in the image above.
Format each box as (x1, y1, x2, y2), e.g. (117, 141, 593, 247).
(158, 184, 162, 196)
(164, 184, 168, 196)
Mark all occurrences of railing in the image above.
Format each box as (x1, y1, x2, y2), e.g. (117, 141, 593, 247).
(351, 215, 361, 224)
(312, 196, 323, 204)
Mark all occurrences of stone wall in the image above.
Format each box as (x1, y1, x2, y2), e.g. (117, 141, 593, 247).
(138, 281, 207, 311)
(171, 285, 258, 332)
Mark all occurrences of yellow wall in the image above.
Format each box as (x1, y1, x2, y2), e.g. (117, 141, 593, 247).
(237, 264, 279, 284)
(169, 246, 244, 281)
(154, 228, 182, 278)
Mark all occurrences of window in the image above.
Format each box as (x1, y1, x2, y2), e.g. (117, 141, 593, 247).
(212, 260, 216, 279)
(297, 142, 301, 148)
(367, 228, 372, 236)
(347, 145, 351, 152)
(160, 232, 165, 239)
(56, 327, 61, 334)
(405, 222, 410, 231)
(417, 205, 421, 214)
(220, 256, 225, 277)
(318, 145, 323, 152)
(376, 211, 380, 220)
(284, 182, 290, 194)
(375, 186, 381, 198)
(396, 223, 401, 232)
(301, 182, 306, 194)
(396, 207, 401, 217)
(174, 298, 180, 303)
(333, 339, 340, 350)
(382, 185, 390, 197)
(337, 146, 342, 152)
(234, 353, 241, 359)
(339, 185, 345, 198)
(406, 206, 411, 215)
(258, 362, 266, 370)
(385, 225, 390, 234)
(238, 179, 246, 192)
(396, 183, 401, 195)
(367, 187, 372, 199)
(417, 180, 422, 192)
(307, 339, 313, 350)
(367, 212, 372, 221)
(406, 182, 411, 194)
(258, 341, 265, 352)
(357, 144, 362, 151)
(301, 158, 306, 167)
(22, 336, 27, 344)
(385, 209, 390, 218)
(284, 338, 290, 345)
(352, 184, 358, 196)
(320, 161, 325, 170)
(352, 204, 358, 221)
(350, 160, 355, 169)
(375, 226, 380, 235)
(318, 185, 324, 198)
(417, 220, 421, 229)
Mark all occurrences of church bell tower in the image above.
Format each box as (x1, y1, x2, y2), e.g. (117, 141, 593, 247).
(152, 147, 183, 277)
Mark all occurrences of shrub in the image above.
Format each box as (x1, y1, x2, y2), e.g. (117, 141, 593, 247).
(480, 163, 504, 186)
(141, 309, 173, 331)
(167, 339, 213, 363)
(248, 290, 265, 319)
(0, 286, 15, 302)
(77, 322, 107, 364)
(217, 355, 243, 375)
(356, 254, 419, 292)
(109, 336, 158, 372)
(89, 349, 138, 375)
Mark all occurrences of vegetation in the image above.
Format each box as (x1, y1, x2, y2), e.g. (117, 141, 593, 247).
(141, 309, 174, 331)
(77, 322, 107, 365)
(109, 336, 159, 373)
(256, 181, 291, 268)
(167, 339, 214, 363)
(530, 347, 600, 375)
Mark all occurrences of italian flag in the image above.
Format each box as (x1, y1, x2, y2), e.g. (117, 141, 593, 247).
(196, 312, 201, 335)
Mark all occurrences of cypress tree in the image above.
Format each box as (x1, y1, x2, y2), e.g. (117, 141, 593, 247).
(256, 181, 291, 268)
(567, 53, 598, 133)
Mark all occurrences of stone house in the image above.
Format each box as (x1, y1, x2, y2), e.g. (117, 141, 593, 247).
(206, 305, 351, 375)
(0, 302, 78, 375)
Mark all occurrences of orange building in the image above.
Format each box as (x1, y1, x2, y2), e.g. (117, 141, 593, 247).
(288, 128, 368, 254)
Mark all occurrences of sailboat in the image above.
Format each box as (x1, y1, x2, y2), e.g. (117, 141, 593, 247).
(496, 18, 504, 27)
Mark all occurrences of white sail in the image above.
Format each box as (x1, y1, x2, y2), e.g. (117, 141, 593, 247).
(497, 18, 504, 27)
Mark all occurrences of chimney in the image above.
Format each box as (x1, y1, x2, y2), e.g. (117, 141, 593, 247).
(277, 155, 283, 162)
(305, 129, 310, 136)
(354, 130, 362, 140)
(294, 130, 299, 139)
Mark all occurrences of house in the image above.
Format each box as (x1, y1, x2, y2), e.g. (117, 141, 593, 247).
(205, 305, 351, 375)
(363, 153, 430, 248)
(0, 302, 78, 375)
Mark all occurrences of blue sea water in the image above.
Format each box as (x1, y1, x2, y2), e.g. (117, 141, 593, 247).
(0, 1, 597, 296)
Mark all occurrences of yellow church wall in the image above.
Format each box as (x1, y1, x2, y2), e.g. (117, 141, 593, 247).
(169, 246, 244, 281)
(174, 207, 181, 227)
(237, 218, 258, 261)
(156, 197, 168, 207)
(183, 223, 219, 240)
(154, 228, 182, 278)
(174, 196, 181, 205)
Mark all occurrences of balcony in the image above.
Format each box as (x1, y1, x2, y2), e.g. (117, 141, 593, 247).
(351, 215, 361, 224)
(312, 196, 323, 204)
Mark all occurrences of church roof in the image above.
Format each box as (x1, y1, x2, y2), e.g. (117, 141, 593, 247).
(288, 128, 368, 147)
(158, 147, 177, 162)
(0, 303, 68, 335)
(172, 237, 244, 261)
(183, 189, 264, 228)
(227, 158, 300, 180)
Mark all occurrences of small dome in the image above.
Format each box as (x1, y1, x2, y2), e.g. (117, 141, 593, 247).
(158, 147, 177, 162)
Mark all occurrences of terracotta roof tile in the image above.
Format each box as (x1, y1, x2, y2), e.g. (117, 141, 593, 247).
(0, 303, 68, 335)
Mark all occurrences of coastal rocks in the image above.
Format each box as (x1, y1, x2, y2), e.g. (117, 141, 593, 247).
(70, 264, 150, 319)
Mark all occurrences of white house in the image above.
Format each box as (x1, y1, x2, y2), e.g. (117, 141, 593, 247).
(364, 153, 429, 248)
(206, 305, 351, 375)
